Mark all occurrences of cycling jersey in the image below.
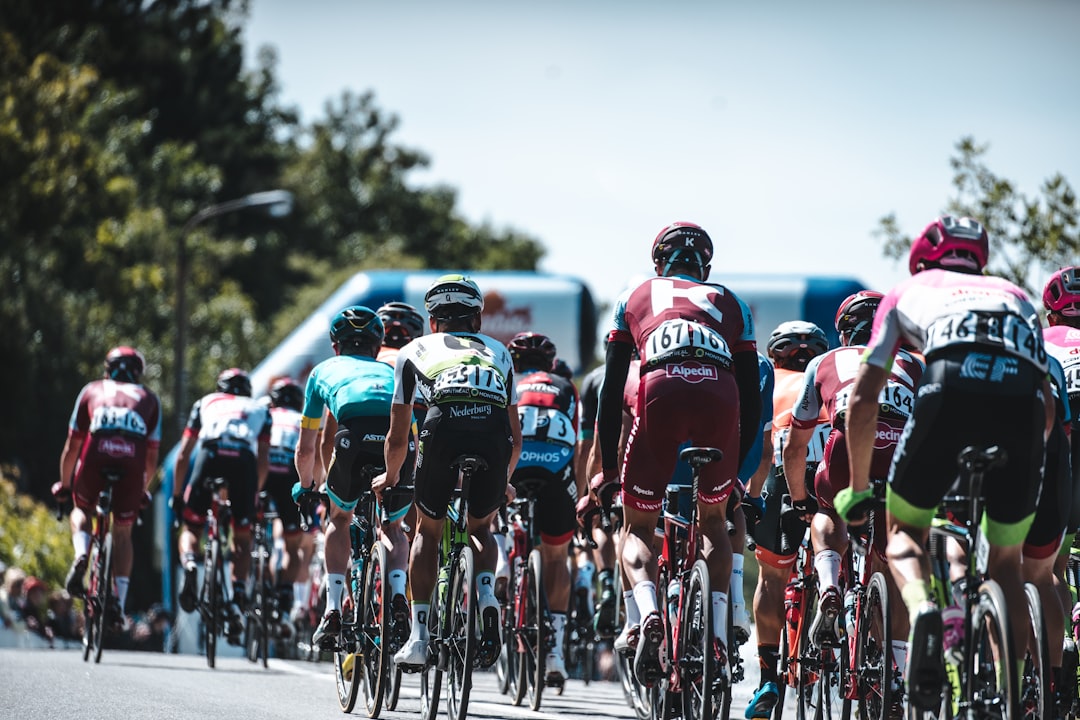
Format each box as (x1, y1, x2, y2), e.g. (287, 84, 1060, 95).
(1044, 324, 1080, 423)
(301, 355, 395, 427)
(68, 379, 162, 526)
(265, 404, 304, 534)
(607, 274, 757, 512)
(577, 365, 605, 442)
(393, 331, 518, 520)
(738, 353, 775, 482)
(512, 367, 580, 544)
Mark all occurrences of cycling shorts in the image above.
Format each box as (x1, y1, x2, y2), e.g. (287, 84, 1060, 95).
(265, 466, 304, 535)
(621, 368, 740, 513)
(73, 432, 148, 526)
(1024, 419, 1070, 559)
(510, 455, 577, 545)
(814, 429, 887, 555)
(753, 466, 811, 569)
(182, 439, 258, 529)
(887, 347, 1045, 546)
(413, 403, 514, 521)
(327, 416, 413, 521)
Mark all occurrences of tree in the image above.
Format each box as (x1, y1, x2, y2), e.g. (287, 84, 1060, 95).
(876, 136, 1079, 294)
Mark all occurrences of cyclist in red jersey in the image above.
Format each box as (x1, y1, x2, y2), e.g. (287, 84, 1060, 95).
(783, 292, 923, 685)
(595, 222, 761, 686)
(57, 347, 161, 629)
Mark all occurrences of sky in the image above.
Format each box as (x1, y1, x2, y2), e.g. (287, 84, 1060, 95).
(243, 0, 1080, 309)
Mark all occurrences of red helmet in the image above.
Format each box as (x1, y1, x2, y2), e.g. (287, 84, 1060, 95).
(507, 332, 557, 372)
(835, 291, 884, 346)
(651, 222, 713, 273)
(908, 215, 989, 275)
(216, 368, 252, 397)
(104, 346, 145, 383)
(1043, 267, 1080, 317)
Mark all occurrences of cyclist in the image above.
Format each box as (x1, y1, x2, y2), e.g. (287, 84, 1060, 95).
(262, 377, 307, 617)
(783, 292, 923, 685)
(291, 306, 414, 650)
(595, 222, 761, 686)
(57, 346, 161, 629)
(378, 274, 522, 671)
(744, 320, 829, 718)
(835, 215, 1055, 712)
(173, 367, 270, 643)
(375, 301, 425, 368)
(506, 331, 580, 684)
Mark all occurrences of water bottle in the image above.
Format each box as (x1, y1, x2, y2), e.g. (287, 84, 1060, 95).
(437, 565, 450, 609)
(842, 589, 857, 640)
(667, 579, 681, 629)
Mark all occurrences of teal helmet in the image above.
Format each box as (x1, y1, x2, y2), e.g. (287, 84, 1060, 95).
(330, 305, 384, 347)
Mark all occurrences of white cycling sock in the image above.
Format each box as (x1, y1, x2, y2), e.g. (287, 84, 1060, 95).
(494, 533, 510, 580)
(389, 569, 408, 598)
(115, 577, 129, 612)
(712, 591, 729, 647)
(326, 573, 346, 613)
(412, 603, 430, 640)
(632, 581, 658, 618)
(891, 640, 908, 678)
(731, 553, 745, 610)
(624, 590, 641, 626)
(814, 550, 842, 597)
(73, 531, 91, 559)
(476, 571, 497, 604)
(293, 582, 308, 610)
(551, 612, 567, 657)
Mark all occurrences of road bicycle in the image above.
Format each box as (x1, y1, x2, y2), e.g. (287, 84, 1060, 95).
(413, 454, 488, 720)
(196, 476, 236, 669)
(651, 446, 733, 720)
(245, 490, 283, 668)
(566, 528, 599, 685)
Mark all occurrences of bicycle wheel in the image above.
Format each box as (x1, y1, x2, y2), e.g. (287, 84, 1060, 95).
(614, 578, 654, 720)
(526, 548, 546, 712)
(796, 576, 818, 720)
(92, 532, 112, 664)
(203, 539, 221, 669)
(246, 540, 269, 667)
(1021, 582, 1051, 720)
(856, 573, 893, 720)
(509, 556, 529, 706)
(682, 559, 720, 720)
(812, 588, 849, 720)
(419, 568, 445, 720)
(968, 580, 1016, 720)
(648, 561, 674, 720)
(82, 533, 101, 662)
(776, 613, 790, 720)
(383, 654, 403, 711)
(446, 546, 476, 720)
(335, 560, 363, 713)
(361, 541, 390, 718)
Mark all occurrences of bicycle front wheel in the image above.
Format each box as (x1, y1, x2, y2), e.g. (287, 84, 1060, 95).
(203, 539, 221, 669)
(795, 576, 818, 720)
(526, 548, 546, 712)
(92, 532, 113, 664)
(1022, 582, 1051, 720)
(968, 579, 1017, 720)
(447, 546, 477, 720)
(246, 540, 269, 667)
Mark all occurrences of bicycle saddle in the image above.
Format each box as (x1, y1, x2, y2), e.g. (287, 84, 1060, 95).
(450, 454, 489, 474)
(678, 446, 723, 468)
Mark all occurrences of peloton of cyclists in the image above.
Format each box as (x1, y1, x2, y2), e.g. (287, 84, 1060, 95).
(835, 215, 1055, 713)
(57, 346, 162, 631)
(595, 221, 762, 686)
(173, 367, 271, 644)
(291, 306, 414, 650)
(378, 274, 523, 671)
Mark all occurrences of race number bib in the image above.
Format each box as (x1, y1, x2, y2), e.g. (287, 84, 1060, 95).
(89, 406, 148, 436)
(642, 319, 732, 367)
(836, 380, 915, 420)
(432, 362, 508, 406)
(517, 406, 575, 446)
(774, 423, 832, 467)
(925, 311, 1047, 370)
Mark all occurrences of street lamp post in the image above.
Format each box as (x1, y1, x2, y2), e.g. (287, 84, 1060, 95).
(173, 190, 294, 435)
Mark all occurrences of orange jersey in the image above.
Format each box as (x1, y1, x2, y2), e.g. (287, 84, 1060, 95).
(771, 366, 829, 467)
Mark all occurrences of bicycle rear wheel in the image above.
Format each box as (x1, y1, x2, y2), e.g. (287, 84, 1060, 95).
(361, 541, 390, 718)
(856, 573, 893, 720)
(526, 548, 546, 712)
(968, 580, 1016, 720)
(383, 654, 403, 711)
(246, 540, 269, 667)
(419, 572, 444, 720)
(335, 561, 362, 713)
(1021, 582, 1051, 720)
(203, 539, 221, 669)
(446, 546, 476, 720)
(682, 559, 718, 720)
(796, 577, 818, 720)
(92, 532, 113, 664)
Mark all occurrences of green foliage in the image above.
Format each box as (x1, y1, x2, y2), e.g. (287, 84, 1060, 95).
(0, 473, 73, 589)
(876, 136, 1079, 294)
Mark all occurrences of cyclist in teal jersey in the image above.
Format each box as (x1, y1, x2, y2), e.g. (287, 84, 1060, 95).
(292, 306, 414, 649)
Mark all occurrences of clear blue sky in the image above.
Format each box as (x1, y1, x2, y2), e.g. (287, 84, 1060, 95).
(244, 0, 1080, 307)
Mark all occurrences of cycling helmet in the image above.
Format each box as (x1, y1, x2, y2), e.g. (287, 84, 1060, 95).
(269, 377, 304, 411)
(1043, 266, 1080, 318)
(104, 346, 145, 383)
(908, 215, 989, 275)
(216, 368, 252, 397)
(329, 305, 384, 348)
(552, 358, 574, 381)
(424, 274, 484, 320)
(835, 291, 884, 346)
(507, 332, 557, 372)
(376, 301, 425, 348)
(651, 222, 714, 275)
(767, 321, 829, 370)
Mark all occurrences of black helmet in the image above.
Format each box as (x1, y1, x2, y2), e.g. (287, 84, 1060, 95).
(376, 301, 425, 349)
(216, 368, 252, 397)
(269, 377, 304, 411)
(651, 222, 714, 275)
(507, 332, 557, 372)
(104, 346, 145, 383)
(551, 358, 573, 380)
(766, 321, 828, 371)
(330, 305, 384, 349)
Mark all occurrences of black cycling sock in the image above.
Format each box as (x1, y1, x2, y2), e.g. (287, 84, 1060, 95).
(1053, 666, 1065, 695)
(758, 643, 780, 685)
(598, 568, 615, 592)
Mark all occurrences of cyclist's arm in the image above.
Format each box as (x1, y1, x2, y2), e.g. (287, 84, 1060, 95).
(507, 403, 522, 478)
(255, 437, 270, 493)
(173, 433, 198, 499)
(746, 431, 772, 497)
(58, 433, 84, 491)
(781, 424, 814, 501)
(316, 409, 336, 485)
(734, 349, 763, 468)
(575, 436, 593, 498)
(845, 363, 890, 495)
(597, 340, 633, 477)
(382, 403, 414, 490)
(144, 443, 160, 492)
(294, 421, 321, 489)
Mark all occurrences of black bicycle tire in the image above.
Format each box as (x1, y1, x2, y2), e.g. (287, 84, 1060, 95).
(650, 558, 672, 720)
(722, 590, 734, 720)
(447, 546, 477, 720)
(362, 540, 390, 718)
(205, 538, 220, 669)
(506, 555, 526, 705)
(258, 540, 270, 669)
(776, 614, 789, 720)
(796, 574, 818, 720)
(681, 559, 715, 720)
(968, 580, 1016, 720)
(855, 573, 892, 720)
(419, 564, 444, 720)
(812, 586, 848, 720)
(82, 536, 99, 663)
(527, 548, 546, 712)
(93, 532, 112, 664)
(1023, 581, 1052, 720)
(334, 558, 361, 713)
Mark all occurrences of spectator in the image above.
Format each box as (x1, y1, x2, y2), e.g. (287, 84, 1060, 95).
(46, 590, 80, 643)
(20, 576, 53, 643)
(1, 567, 27, 627)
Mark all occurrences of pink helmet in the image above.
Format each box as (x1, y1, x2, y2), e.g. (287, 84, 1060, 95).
(1043, 266, 1080, 316)
(908, 215, 989, 275)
